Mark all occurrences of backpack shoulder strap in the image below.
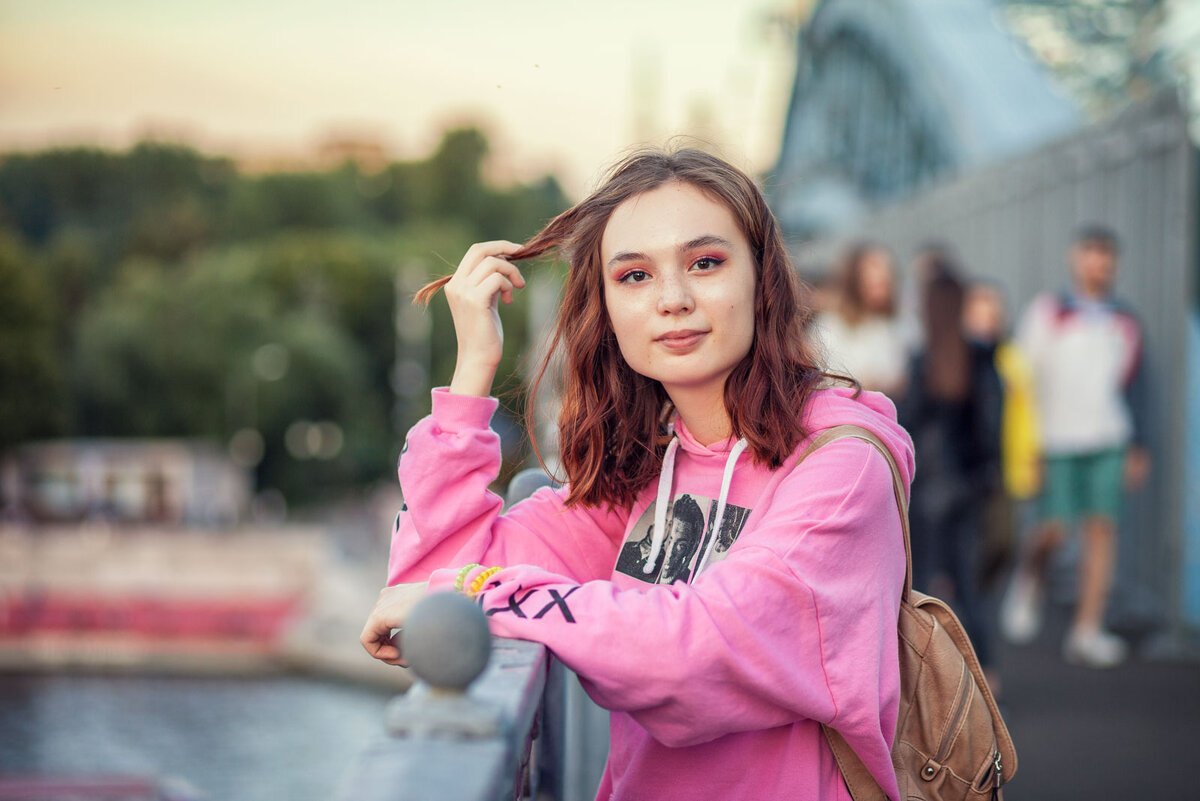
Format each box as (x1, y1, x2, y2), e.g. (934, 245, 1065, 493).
(798, 424, 912, 600)
(823, 726, 888, 801)
(799, 424, 910, 801)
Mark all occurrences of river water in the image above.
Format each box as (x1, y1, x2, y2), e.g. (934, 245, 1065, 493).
(0, 672, 394, 801)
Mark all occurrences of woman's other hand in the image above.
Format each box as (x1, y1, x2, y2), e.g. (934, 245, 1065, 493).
(360, 581, 429, 666)
(445, 241, 526, 397)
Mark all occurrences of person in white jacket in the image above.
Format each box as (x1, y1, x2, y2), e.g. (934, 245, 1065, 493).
(1002, 224, 1149, 668)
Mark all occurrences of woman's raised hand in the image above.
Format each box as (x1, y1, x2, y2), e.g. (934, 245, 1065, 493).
(444, 241, 527, 397)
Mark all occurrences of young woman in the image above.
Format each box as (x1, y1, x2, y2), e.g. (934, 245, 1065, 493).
(361, 149, 913, 801)
(815, 242, 909, 397)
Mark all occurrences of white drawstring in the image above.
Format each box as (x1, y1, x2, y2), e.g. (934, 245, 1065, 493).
(695, 438, 749, 576)
(643, 434, 748, 578)
(643, 435, 679, 574)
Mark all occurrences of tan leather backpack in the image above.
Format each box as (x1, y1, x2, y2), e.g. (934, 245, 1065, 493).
(804, 425, 1018, 801)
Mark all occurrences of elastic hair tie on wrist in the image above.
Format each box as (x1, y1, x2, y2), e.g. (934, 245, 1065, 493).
(468, 566, 504, 598)
(454, 563, 483, 594)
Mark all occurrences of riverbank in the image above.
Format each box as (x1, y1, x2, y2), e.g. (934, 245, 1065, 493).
(0, 525, 411, 691)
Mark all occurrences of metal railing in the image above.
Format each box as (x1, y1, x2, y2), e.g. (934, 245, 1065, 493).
(338, 593, 550, 801)
(341, 469, 610, 801)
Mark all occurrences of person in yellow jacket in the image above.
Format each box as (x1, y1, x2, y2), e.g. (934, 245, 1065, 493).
(994, 338, 1041, 502)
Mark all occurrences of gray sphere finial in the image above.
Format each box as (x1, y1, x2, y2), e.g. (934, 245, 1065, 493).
(403, 592, 491, 692)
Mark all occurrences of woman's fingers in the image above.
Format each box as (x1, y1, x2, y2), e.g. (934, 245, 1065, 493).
(479, 271, 518, 306)
(475, 256, 526, 292)
(360, 582, 428, 665)
(360, 607, 397, 660)
(361, 627, 405, 666)
(457, 240, 523, 277)
(455, 242, 526, 293)
(451, 255, 525, 301)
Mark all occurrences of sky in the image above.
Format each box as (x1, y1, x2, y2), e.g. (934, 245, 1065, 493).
(0, 0, 804, 196)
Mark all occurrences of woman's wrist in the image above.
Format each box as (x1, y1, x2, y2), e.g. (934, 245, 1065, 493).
(454, 563, 483, 593)
(448, 356, 498, 397)
(439, 563, 505, 599)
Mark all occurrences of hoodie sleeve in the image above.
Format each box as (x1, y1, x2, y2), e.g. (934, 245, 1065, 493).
(387, 388, 629, 585)
(437, 438, 904, 793)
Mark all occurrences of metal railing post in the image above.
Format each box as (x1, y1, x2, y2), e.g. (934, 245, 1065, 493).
(338, 593, 550, 801)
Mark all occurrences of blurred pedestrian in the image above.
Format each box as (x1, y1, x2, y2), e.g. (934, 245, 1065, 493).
(815, 242, 908, 396)
(1001, 225, 1149, 668)
(898, 263, 1002, 686)
(899, 241, 956, 352)
(963, 280, 1041, 588)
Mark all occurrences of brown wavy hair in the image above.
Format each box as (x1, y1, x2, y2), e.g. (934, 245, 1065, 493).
(920, 263, 969, 403)
(417, 148, 825, 509)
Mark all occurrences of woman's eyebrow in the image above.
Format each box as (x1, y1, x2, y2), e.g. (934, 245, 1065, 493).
(680, 235, 734, 253)
(606, 250, 647, 269)
(606, 235, 735, 270)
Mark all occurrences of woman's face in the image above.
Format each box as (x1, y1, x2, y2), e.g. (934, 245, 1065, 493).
(600, 181, 757, 404)
(963, 286, 1006, 343)
(858, 248, 894, 313)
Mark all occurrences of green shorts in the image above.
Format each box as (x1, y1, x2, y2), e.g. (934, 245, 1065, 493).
(1041, 449, 1126, 524)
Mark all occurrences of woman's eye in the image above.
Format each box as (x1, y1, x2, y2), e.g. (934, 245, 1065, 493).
(692, 257, 724, 272)
(618, 269, 650, 284)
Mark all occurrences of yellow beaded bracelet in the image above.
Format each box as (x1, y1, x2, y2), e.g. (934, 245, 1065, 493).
(467, 566, 503, 598)
(454, 563, 482, 593)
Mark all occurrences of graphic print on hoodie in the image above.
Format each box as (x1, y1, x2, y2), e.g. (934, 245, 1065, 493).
(615, 495, 751, 584)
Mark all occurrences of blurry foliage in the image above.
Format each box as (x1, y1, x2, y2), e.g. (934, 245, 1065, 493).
(999, 0, 1169, 118)
(0, 233, 65, 450)
(0, 127, 568, 505)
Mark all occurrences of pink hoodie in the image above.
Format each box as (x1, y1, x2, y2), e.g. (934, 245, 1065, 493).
(389, 385, 913, 801)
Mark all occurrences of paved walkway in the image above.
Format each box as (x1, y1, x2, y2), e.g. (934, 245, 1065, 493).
(995, 607, 1200, 799)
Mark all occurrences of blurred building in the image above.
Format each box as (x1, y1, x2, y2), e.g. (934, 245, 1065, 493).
(772, 0, 1082, 238)
(772, 0, 1199, 240)
(1, 439, 252, 526)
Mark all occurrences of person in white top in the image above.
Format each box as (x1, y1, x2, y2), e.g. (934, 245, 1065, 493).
(1001, 224, 1149, 668)
(814, 242, 908, 397)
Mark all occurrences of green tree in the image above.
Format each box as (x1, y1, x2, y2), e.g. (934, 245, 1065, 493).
(0, 126, 569, 504)
(71, 246, 386, 499)
(0, 232, 64, 448)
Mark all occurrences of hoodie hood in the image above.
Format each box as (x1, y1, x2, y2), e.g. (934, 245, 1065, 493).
(801, 385, 915, 493)
(648, 386, 914, 578)
(670, 385, 914, 491)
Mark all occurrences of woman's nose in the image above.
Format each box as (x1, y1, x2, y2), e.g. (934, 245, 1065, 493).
(656, 272, 694, 314)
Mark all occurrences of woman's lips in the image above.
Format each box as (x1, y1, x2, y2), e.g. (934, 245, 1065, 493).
(656, 330, 707, 350)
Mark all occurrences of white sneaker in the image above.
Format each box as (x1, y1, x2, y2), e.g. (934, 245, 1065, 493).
(1063, 627, 1128, 668)
(1000, 573, 1042, 645)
